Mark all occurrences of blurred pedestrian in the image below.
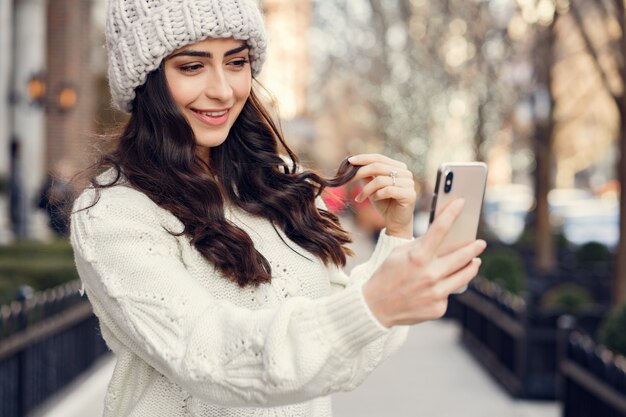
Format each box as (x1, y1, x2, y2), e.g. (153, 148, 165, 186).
(38, 160, 74, 237)
(9, 139, 26, 239)
(70, 1, 486, 416)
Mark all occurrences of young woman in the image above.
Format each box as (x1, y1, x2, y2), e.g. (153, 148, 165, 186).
(70, 0, 486, 416)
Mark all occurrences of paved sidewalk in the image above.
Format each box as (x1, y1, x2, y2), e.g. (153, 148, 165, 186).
(29, 354, 114, 417)
(31, 320, 560, 417)
(333, 320, 560, 417)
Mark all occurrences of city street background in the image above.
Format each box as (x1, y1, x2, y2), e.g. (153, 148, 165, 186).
(1, 0, 626, 416)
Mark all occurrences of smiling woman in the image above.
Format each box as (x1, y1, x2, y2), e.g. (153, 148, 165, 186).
(68, 0, 485, 416)
(164, 39, 253, 161)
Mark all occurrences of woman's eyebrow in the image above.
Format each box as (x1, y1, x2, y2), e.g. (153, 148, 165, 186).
(224, 44, 250, 57)
(169, 44, 250, 60)
(170, 50, 212, 59)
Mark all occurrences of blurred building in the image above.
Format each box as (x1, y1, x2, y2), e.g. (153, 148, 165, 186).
(0, 1, 12, 242)
(260, 0, 318, 163)
(262, 0, 311, 119)
(46, 0, 95, 175)
(1, 0, 49, 240)
(0, 0, 99, 241)
(0, 1, 10, 180)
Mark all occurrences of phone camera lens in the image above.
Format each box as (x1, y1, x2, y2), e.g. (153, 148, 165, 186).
(444, 171, 453, 193)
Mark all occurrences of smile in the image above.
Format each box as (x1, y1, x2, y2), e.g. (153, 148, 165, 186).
(191, 108, 230, 126)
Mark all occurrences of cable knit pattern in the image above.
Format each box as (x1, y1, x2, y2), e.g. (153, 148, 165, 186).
(70, 170, 409, 417)
(106, 0, 267, 111)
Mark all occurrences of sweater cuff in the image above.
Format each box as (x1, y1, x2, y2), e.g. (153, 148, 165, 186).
(316, 282, 388, 358)
(368, 228, 413, 264)
(380, 227, 415, 243)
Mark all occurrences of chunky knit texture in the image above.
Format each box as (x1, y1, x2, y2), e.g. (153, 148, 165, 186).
(106, 0, 267, 112)
(70, 170, 409, 417)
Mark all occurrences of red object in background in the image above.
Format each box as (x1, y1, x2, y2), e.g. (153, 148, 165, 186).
(597, 180, 620, 198)
(322, 184, 385, 239)
(322, 186, 349, 215)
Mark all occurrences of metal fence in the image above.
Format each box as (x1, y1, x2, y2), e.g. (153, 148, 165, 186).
(560, 329, 626, 417)
(448, 277, 605, 400)
(448, 279, 626, 417)
(448, 279, 536, 396)
(0, 280, 108, 417)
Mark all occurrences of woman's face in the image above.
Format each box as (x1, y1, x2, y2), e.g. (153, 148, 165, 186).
(164, 38, 252, 162)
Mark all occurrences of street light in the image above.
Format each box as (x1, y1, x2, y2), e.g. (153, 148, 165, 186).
(26, 73, 46, 106)
(55, 83, 78, 111)
(25, 73, 78, 112)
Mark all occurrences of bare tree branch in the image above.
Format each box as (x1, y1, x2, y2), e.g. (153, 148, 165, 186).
(615, 0, 626, 80)
(569, 0, 620, 105)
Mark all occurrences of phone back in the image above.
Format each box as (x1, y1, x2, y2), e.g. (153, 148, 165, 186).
(430, 162, 488, 256)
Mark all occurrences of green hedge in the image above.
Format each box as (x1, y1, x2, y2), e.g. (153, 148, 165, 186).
(599, 303, 626, 358)
(540, 283, 594, 314)
(480, 247, 526, 295)
(575, 241, 613, 267)
(0, 239, 78, 306)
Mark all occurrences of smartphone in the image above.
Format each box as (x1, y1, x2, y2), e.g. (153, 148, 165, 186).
(429, 161, 488, 259)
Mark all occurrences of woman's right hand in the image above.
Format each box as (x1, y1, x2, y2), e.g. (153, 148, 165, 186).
(363, 198, 487, 328)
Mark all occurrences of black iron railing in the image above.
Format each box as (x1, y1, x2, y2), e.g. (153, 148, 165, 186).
(0, 280, 108, 417)
(559, 328, 626, 417)
(449, 277, 605, 400)
(449, 278, 534, 396)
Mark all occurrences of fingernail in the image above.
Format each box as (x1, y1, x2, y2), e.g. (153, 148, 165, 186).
(355, 194, 362, 203)
(475, 258, 482, 266)
(476, 239, 487, 250)
(348, 156, 358, 163)
(454, 198, 465, 211)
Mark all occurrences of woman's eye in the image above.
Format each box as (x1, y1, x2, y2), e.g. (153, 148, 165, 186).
(179, 63, 203, 73)
(229, 59, 249, 69)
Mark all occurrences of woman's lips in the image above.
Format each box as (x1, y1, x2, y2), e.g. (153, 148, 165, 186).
(191, 108, 230, 126)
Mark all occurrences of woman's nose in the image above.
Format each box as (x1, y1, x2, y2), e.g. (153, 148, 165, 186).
(204, 68, 233, 101)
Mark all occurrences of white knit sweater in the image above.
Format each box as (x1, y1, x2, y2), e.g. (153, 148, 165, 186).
(70, 172, 409, 417)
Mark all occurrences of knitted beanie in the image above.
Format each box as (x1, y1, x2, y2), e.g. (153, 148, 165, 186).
(106, 0, 267, 112)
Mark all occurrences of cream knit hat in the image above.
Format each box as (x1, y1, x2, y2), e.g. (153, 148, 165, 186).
(106, 0, 267, 112)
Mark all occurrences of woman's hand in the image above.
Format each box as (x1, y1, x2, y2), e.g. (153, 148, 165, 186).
(362, 199, 487, 327)
(348, 154, 416, 239)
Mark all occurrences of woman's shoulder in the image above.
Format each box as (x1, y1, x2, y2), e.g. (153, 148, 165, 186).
(72, 168, 163, 221)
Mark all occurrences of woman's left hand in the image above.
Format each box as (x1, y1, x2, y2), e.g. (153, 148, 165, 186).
(348, 154, 417, 239)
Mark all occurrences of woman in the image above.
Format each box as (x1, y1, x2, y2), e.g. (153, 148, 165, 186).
(70, 0, 486, 415)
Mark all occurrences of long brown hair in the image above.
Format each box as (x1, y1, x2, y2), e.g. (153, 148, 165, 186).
(79, 65, 360, 287)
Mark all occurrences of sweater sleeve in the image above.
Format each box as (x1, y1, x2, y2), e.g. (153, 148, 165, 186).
(70, 186, 393, 407)
(326, 230, 412, 371)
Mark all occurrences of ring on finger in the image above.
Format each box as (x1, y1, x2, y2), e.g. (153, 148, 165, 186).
(389, 170, 399, 186)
